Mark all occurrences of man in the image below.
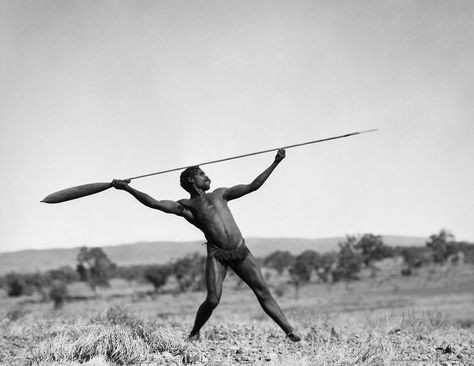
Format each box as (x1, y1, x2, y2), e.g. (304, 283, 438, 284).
(112, 149, 301, 342)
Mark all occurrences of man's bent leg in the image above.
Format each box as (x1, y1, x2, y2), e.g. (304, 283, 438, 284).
(232, 253, 299, 339)
(189, 254, 227, 338)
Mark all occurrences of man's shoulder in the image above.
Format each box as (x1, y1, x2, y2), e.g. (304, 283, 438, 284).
(177, 198, 191, 206)
(211, 187, 229, 199)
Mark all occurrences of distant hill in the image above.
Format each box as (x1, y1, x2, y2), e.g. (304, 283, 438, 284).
(0, 235, 426, 275)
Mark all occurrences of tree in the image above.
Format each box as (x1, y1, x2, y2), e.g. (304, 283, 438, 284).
(22, 272, 49, 300)
(76, 247, 116, 292)
(263, 251, 294, 275)
(4, 272, 50, 300)
(332, 236, 363, 284)
(426, 229, 456, 263)
(273, 282, 289, 298)
(5, 273, 26, 297)
(49, 281, 68, 310)
(455, 241, 474, 264)
(316, 252, 338, 284)
(172, 253, 206, 292)
(144, 265, 171, 293)
(354, 234, 393, 266)
(289, 250, 320, 299)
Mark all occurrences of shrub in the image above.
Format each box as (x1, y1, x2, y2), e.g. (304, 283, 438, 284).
(172, 253, 206, 292)
(76, 247, 116, 291)
(49, 281, 68, 310)
(274, 282, 289, 298)
(5, 273, 26, 297)
(5, 306, 29, 321)
(332, 236, 364, 283)
(401, 246, 432, 269)
(144, 265, 172, 293)
(263, 251, 294, 275)
(46, 266, 80, 283)
(289, 251, 320, 299)
(114, 265, 147, 282)
(355, 234, 393, 266)
(426, 229, 456, 264)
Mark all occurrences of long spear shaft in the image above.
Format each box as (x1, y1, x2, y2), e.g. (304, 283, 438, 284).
(41, 128, 377, 204)
(128, 128, 377, 180)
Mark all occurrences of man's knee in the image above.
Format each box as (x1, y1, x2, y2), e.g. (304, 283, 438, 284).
(255, 286, 272, 302)
(205, 295, 220, 309)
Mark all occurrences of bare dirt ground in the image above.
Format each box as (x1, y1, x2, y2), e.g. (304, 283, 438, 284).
(1, 264, 473, 365)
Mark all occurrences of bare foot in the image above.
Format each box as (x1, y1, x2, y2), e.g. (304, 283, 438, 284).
(188, 332, 201, 341)
(286, 331, 302, 342)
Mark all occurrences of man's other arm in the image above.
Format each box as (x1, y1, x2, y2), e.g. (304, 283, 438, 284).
(112, 179, 193, 218)
(223, 149, 285, 201)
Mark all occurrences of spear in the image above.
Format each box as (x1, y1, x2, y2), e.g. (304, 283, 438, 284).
(41, 129, 377, 204)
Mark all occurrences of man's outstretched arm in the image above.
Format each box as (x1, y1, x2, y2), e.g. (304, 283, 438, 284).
(224, 149, 285, 201)
(112, 179, 192, 218)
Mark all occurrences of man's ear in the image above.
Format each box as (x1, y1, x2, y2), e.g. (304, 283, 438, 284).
(187, 177, 195, 184)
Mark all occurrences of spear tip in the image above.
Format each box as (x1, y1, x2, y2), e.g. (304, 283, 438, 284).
(359, 128, 378, 134)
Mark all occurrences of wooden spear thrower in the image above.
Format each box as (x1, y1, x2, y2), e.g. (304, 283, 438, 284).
(41, 129, 377, 204)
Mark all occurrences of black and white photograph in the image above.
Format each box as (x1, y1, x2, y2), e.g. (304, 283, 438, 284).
(1, 1, 473, 365)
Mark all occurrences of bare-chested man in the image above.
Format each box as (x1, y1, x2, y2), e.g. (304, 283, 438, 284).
(112, 149, 301, 342)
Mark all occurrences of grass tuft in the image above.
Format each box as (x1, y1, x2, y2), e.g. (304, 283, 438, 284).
(29, 305, 196, 365)
(2, 305, 29, 323)
(399, 309, 447, 333)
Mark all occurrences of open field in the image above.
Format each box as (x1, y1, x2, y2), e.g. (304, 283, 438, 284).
(1, 264, 473, 365)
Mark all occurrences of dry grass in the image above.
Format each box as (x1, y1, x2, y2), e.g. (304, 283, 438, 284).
(1, 264, 473, 365)
(1, 305, 473, 365)
(1, 305, 198, 365)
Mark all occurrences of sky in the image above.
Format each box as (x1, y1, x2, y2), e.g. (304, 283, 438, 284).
(1, 0, 473, 253)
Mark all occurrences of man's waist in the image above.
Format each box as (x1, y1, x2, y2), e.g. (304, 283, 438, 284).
(205, 238, 245, 251)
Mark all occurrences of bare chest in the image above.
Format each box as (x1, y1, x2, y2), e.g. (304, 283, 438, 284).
(191, 195, 228, 218)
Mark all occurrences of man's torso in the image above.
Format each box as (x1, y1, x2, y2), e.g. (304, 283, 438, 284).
(179, 188, 243, 250)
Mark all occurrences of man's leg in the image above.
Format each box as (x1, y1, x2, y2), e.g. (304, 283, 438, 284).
(189, 254, 227, 338)
(232, 253, 300, 341)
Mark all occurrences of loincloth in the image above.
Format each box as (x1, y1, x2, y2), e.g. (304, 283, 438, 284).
(206, 241, 250, 267)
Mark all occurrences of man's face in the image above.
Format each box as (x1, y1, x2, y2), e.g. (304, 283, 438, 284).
(191, 168, 211, 191)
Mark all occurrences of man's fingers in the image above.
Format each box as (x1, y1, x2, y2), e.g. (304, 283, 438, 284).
(113, 179, 130, 184)
(111, 179, 129, 189)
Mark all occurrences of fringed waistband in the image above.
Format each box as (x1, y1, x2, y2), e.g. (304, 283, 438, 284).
(206, 241, 250, 267)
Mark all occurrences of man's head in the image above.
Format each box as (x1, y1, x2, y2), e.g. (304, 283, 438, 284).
(180, 166, 211, 193)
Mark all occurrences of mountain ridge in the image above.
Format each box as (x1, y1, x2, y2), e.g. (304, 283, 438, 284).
(0, 235, 427, 275)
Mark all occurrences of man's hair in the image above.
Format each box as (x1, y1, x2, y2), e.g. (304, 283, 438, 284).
(180, 166, 201, 193)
